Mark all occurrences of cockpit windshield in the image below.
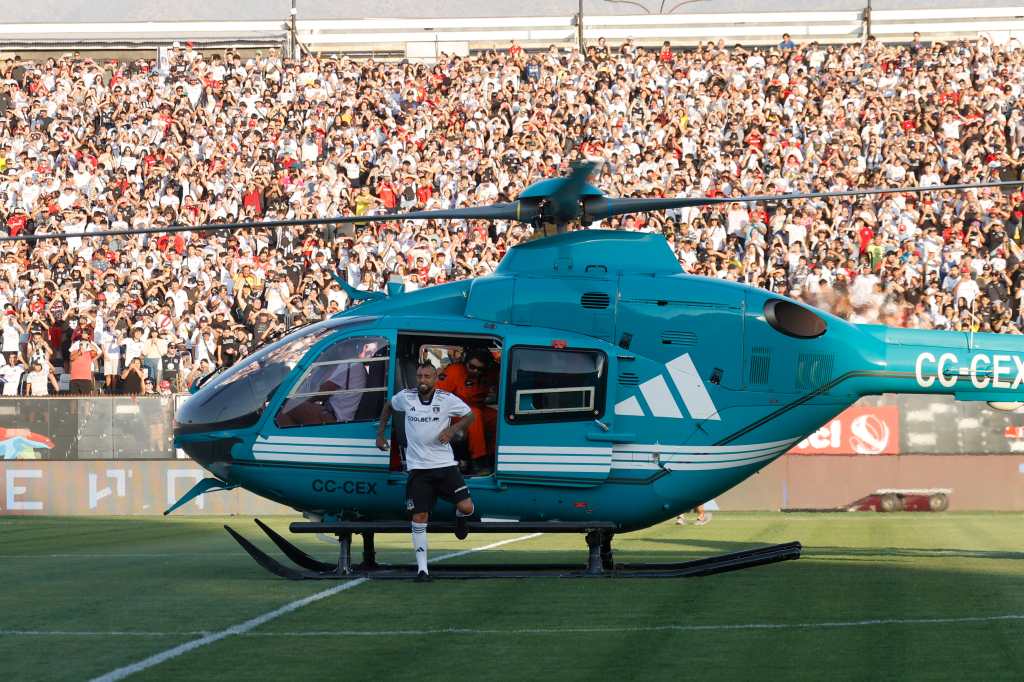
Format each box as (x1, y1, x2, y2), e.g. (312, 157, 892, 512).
(175, 316, 377, 432)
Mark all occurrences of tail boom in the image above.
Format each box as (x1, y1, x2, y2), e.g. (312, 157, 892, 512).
(856, 325, 1024, 403)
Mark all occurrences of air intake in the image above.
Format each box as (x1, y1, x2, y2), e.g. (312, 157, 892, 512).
(618, 372, 640, 386)
(796, 353, 835, 390)
(580, 292, 611, 309)
(661, 330, 697, 346)
(749, 346, 771, 385)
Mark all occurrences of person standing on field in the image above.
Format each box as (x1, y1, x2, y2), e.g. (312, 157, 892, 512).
(376, 363, 476, 582)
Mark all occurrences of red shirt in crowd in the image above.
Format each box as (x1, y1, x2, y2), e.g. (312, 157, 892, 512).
(5, 213, 27, 236)
(69, 342, 98, 381)
(858, 225, 874, 253)
(377, 181, 397, 210)
(242, 188, 264, 216)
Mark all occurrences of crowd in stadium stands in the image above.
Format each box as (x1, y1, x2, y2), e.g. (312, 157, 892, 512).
(0, 32, 1023, 395)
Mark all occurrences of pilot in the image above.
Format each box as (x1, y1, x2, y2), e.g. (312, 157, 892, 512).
(279, 340, 380, 426)
(437, 348, 498, 474)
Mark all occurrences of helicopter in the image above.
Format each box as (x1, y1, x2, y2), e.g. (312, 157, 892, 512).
(8, 161, 1024, 579)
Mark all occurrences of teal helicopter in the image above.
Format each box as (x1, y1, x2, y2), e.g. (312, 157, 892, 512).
(10, 162, 1023, 579)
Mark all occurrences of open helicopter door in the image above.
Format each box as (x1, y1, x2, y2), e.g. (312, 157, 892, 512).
(497, 338, 614, 487)
(260, 331, 395, 472)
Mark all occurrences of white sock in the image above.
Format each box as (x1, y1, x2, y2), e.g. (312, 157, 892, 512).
(411, 522, 428, 573)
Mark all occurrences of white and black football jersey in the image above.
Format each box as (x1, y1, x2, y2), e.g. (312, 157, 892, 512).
(391, 388, 471, 470)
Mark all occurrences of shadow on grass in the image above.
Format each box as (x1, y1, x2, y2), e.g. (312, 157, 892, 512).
(640, 537, 1024, 561)
(221, 539, 1021, 582)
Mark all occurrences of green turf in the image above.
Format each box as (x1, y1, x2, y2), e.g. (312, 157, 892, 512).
(2, 513, 1022, 681)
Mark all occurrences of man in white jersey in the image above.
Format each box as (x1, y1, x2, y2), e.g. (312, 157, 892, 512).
(376, 362, 476, 582)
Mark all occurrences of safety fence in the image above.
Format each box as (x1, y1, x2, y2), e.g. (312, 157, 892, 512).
(0, 396, 176, 461)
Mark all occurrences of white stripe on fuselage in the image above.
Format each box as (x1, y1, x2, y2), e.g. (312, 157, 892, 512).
(498, 446, 611, 455)
(499, 463, 609, 473)
(258, 436, 377, 446)
(661, 449, 784, 470)
(497, 455, 611, 464)
(253, 444, 381, 455)
(613, 438, 797, 455)
(247, 437, 794, 472)
(251, 452, 387, 464)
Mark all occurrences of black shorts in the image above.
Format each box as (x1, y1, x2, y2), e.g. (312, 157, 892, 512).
(406, 465, 470, 514)
(69, 379, 94, 395)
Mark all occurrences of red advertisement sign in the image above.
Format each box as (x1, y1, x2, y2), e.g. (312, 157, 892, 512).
(789, 406, 901, 455)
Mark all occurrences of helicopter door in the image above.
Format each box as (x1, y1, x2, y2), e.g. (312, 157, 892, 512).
(264, 333, 394, 472)
(497, 344, 613, 487)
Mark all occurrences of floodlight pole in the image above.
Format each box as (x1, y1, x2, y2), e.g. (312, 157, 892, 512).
(578, 0, 585, 52)
(290, 0, 298, 59)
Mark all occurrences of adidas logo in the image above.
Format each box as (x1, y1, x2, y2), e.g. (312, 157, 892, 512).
(614, 352, 720, 421)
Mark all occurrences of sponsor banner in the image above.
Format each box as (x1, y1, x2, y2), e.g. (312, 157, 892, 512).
(0, 460, 288, 515)
(791, 406, 900, 456)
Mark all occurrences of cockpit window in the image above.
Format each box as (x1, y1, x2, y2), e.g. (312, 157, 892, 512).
(175, 316, 376, 432)
(276, 336, 390, 428)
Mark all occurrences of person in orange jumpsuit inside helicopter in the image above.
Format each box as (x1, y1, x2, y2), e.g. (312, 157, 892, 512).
(437, 348, 498, 474)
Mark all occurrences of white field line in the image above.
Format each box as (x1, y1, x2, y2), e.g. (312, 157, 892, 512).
(87, 579, 369, 682)
(259, 613, 1024, 635)
(86, 532, 542, 682)
(7, 613, 1023, 639)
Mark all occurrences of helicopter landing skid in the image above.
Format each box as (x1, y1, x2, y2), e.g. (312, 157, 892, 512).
(224, 519, 801, 580)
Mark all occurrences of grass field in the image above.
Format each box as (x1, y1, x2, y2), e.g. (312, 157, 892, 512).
(2, 512, 1023, 681)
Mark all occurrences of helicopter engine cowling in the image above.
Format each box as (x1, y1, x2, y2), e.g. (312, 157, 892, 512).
(579, 196, 603, 226)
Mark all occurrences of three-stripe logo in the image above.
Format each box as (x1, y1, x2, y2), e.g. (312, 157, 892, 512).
(614, 353, 720, 421)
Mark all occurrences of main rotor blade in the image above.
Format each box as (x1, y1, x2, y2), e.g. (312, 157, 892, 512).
(585, 180, 1024, 222)
(8, 178, 1018, 243)
(0, 202, 525, 243)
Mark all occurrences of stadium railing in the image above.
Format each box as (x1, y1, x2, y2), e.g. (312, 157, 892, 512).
(4, 9, 1024, 56)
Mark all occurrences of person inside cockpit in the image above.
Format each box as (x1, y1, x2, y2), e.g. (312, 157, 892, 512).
(437, 347, 498, 474)
(278, 339, 382, 426)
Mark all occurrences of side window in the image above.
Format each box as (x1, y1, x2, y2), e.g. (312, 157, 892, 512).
(418, 344, 465, 369)
(275, 336, 390, 428)
(505, 347, 606, 424)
